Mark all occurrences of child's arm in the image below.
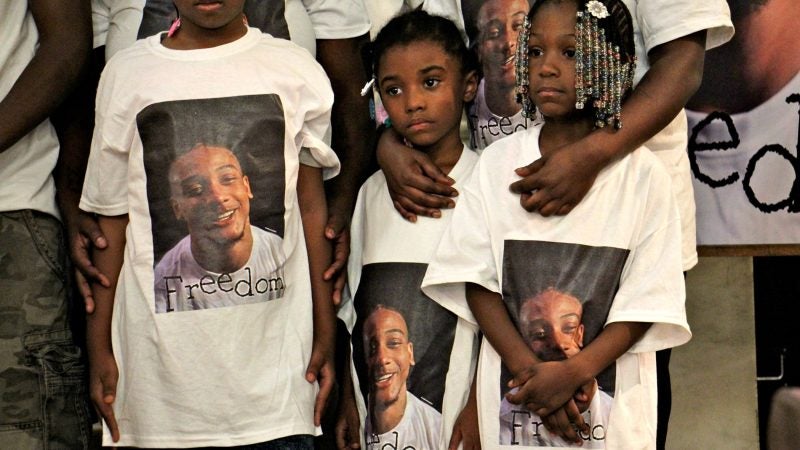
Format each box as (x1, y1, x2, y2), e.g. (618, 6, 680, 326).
(448, 369, 480, 450)
(466, 283, 587, 442)
(509, 32, 707, 215)
(86, 214, 128, 443)
(298, 163, 336, 427)
(334, 346, 361, 450)
(507, 321, 652, 416)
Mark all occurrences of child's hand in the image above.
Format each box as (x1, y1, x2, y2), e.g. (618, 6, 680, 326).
(334, 385, 361, 449)
(506, 360, 583, 417)
(323, 212, 349, 307)
(306, 342, 335, 427)
(540, 400, 587, 445)
(448, 392, 481, 450)
(89, 351, 120, 442)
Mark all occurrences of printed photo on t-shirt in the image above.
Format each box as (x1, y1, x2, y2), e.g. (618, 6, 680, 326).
(461, 0, 540, 150)
(499, 240, 629, 447)
(138, 95, 287, 313)
(351, 263, 456, 450)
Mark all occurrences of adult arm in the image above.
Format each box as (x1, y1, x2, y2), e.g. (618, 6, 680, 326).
(377, 127, 458, 222)
(0, 0, 91, 153)
(509, 31, 707, 215)
(86, 214, 128, 443)
(53, 48, 110, 313)
(316, 35, 374, 303)
(298, 163, 337, 426)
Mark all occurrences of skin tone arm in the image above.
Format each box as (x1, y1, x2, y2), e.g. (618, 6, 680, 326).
(448, 370, 481, 450)
(335, 346, 361, 450)
(86, 214, 128, 443)
(316, 35, 375, 302)
(509, 31, 708, 215)
(53, 48, 111, 313)
(298, 164, 337, 426)
(0, 0, 91, 153)
(466, 283, 587, 442)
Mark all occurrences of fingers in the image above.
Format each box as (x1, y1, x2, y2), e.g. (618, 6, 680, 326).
(335, 417, 361, 450)
(332, 271, 346, 306)
(448, 428, 463, 450)
(394, 191, 451, 221)
(75, 270, 96, 314)
(509, 159, 546, 193)
(393, 200, 418, 223)
(91, 369, 120, 442)
(323, 225, 350, 306)
(306, 354, 335, 426)
(414, 152, 455, 188)
(563, 399, 588, 435)
(541, 407, 581, 445)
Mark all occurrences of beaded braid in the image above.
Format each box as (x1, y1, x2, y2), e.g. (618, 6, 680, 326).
(576, 0, 636, 129)
(515, 15, 534, 118)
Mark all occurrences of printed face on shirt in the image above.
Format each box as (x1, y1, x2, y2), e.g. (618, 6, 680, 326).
(378, 40, 471, 151)
(169, 145, 253, 248)
(526, 0, 580, 121)
(519, 288, 584, 362)
(477, 0, 530, 89)
(363, 308, 415, 409)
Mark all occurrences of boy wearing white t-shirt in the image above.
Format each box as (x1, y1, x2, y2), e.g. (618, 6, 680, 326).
(80, 1, 337, 447)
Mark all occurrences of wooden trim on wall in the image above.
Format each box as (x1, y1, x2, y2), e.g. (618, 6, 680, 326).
(698, 245, 800, 257)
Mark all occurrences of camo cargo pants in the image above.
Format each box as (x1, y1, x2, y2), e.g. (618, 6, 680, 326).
(0, 210, 91, 449)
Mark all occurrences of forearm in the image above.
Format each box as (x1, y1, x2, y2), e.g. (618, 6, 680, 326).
(0, 0, 91, 153)
(299, 165, 336, 344)
(584, 31, 707, 163)
(86, 215, 128, 359)
(317, 36, 375, 219)
(567, 321, 652, 386)
(466, 283, 538, 375)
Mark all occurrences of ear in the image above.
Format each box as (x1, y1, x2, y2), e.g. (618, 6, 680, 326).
(462, 69, 479, 103)
(243, 175, 254, 199)
(408, 342, 415, 366)
(171, 198, 184, 221)
(576, 324, 585, 348)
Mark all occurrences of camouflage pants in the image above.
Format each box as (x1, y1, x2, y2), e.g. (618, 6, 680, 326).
(0, 211, 91, 449)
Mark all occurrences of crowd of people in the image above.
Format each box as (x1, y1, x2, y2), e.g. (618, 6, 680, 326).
(0, 0, 734, 449)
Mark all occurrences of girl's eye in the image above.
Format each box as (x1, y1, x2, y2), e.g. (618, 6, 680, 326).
(424, 78, 440, 88)
(529, 47, 543, 57)
(385, 86, 401, 96)
(564, 48, 576, 58)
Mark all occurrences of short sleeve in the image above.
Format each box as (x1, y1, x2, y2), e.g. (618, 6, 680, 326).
(606, 160, 692, 352)
(295, 52, 340, 180)
(80, 61, 134, 216)
(635, 0, 733, 53)
(422, 164, 497, 326)
(302, 0, 370, 39)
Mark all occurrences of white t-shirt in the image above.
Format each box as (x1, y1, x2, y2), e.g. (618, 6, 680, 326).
(687, 71, 800, 245)
(80, 28, 340, 447)
(365, 392, 443, 450)
(0, 1, 60, 218)
(422, 125, 691, 449)
(341, 149, 480, 449)
(154, 225, 287, 313)
(91, 0, 144, 59)
(499, 386, 613, 448)
(468, 79, 541, 151)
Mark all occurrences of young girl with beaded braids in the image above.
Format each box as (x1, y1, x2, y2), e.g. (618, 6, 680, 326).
(422, 0, 691, 448)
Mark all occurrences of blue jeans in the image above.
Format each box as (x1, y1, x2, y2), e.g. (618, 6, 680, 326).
(0, 210, 92, 449)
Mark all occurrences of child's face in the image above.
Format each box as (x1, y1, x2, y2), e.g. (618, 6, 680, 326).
(377, 41, 472, 150)
(172, 0, 246, 39)
(526, 0, 579, 120)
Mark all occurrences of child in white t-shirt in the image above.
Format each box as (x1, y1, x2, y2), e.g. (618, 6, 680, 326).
(335, 10, 482, 450)
(422, 0, 691, 448)
(80, 0, 337, 447)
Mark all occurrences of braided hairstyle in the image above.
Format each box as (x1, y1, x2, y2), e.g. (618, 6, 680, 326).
(516, 0, 636, 129)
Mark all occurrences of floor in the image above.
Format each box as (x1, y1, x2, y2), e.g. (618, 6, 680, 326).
(667, 257, 760, 449)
